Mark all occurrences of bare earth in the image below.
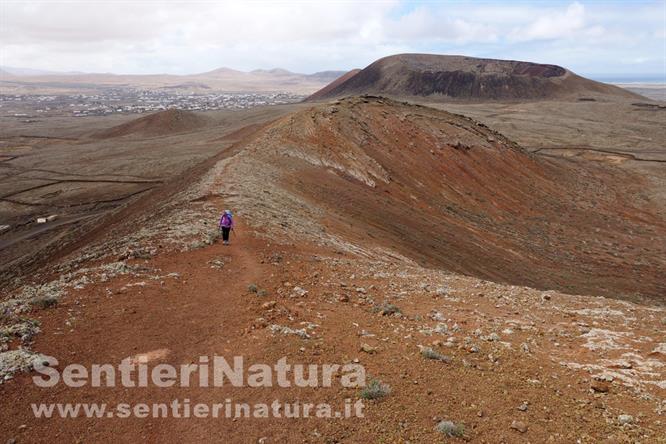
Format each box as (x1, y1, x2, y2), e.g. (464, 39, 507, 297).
(613, 84, 666, 102)
(0, 103, 308, 280)
(1, 94, 665, 443)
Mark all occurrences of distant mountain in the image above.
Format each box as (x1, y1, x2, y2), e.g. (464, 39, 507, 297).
(306, 70, 348, 81)
(195, 67, 246, 77)
(1, 66, 85, 76)
(195, 67, 344, 82)
(307, 54, 640, 101)
(307, 69, 362, 101)
(0, 66, 349, 95)
(251, 68, 295, 76)
(1, 65, 346, 81)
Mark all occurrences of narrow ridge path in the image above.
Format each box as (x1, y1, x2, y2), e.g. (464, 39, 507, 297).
(0, 221, 270, 443)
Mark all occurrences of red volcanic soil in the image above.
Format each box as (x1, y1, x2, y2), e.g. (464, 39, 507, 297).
(92, 109, 210, 139)
(4, 220, 664, 443)
(307, 54, 641, 101)
(1, 97, 665, 443)
(246, 96, 665, 300)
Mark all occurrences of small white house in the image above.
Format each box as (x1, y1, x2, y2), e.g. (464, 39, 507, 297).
(36, 214, 57, 224)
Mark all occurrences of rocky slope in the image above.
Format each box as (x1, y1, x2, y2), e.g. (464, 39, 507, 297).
(222, 96, 665, 301)
(307, 54, 640, 101)
(1, 97, 664, 442)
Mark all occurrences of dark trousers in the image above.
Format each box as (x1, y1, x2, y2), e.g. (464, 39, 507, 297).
(221, 227, 231, 241)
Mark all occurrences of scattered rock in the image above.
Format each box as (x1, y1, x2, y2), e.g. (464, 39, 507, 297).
(429, 310, 445, 321)
(0, 350, 48, 383)
(483, 333, 500, 342)
(650, 343, 666, 356)
(360, 343, 377, 354)
(608, 360, 633, 370)
(591, 379, 610, 393)
(373, 302, 401, 316)
(269, 324, 310, 339)
(617, 414, 634, 425)
(208, 259, 225, 269)
(292, 286, 308, 297)
(419, 323, 448, 335)
(510, 420, 528, 433)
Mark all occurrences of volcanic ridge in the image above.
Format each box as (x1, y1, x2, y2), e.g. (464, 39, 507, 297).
(92, 109, 210, 139)
(307, 54, 640, 101)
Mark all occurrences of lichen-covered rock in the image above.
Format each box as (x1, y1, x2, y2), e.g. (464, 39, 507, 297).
(0, 349, 47, 383)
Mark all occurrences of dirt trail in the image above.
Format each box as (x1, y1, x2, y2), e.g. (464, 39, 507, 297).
(0, 220, 269, 442)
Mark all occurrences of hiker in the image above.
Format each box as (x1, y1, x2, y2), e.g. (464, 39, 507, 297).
(219, 209, 235, 245)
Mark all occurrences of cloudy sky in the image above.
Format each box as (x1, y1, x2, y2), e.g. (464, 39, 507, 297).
(1, 0, 664, 79)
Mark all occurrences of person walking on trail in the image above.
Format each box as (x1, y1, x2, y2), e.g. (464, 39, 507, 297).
(219, 209, 235, 245)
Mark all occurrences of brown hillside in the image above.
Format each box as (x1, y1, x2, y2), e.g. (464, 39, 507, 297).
(307, 54, 640, 101)
(92, 109, 209, 138)
(228, 96, 665, 300)
(2, 96, 665, 443)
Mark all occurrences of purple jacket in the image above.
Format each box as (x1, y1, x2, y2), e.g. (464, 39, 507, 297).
(219, 213, 234, 229)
